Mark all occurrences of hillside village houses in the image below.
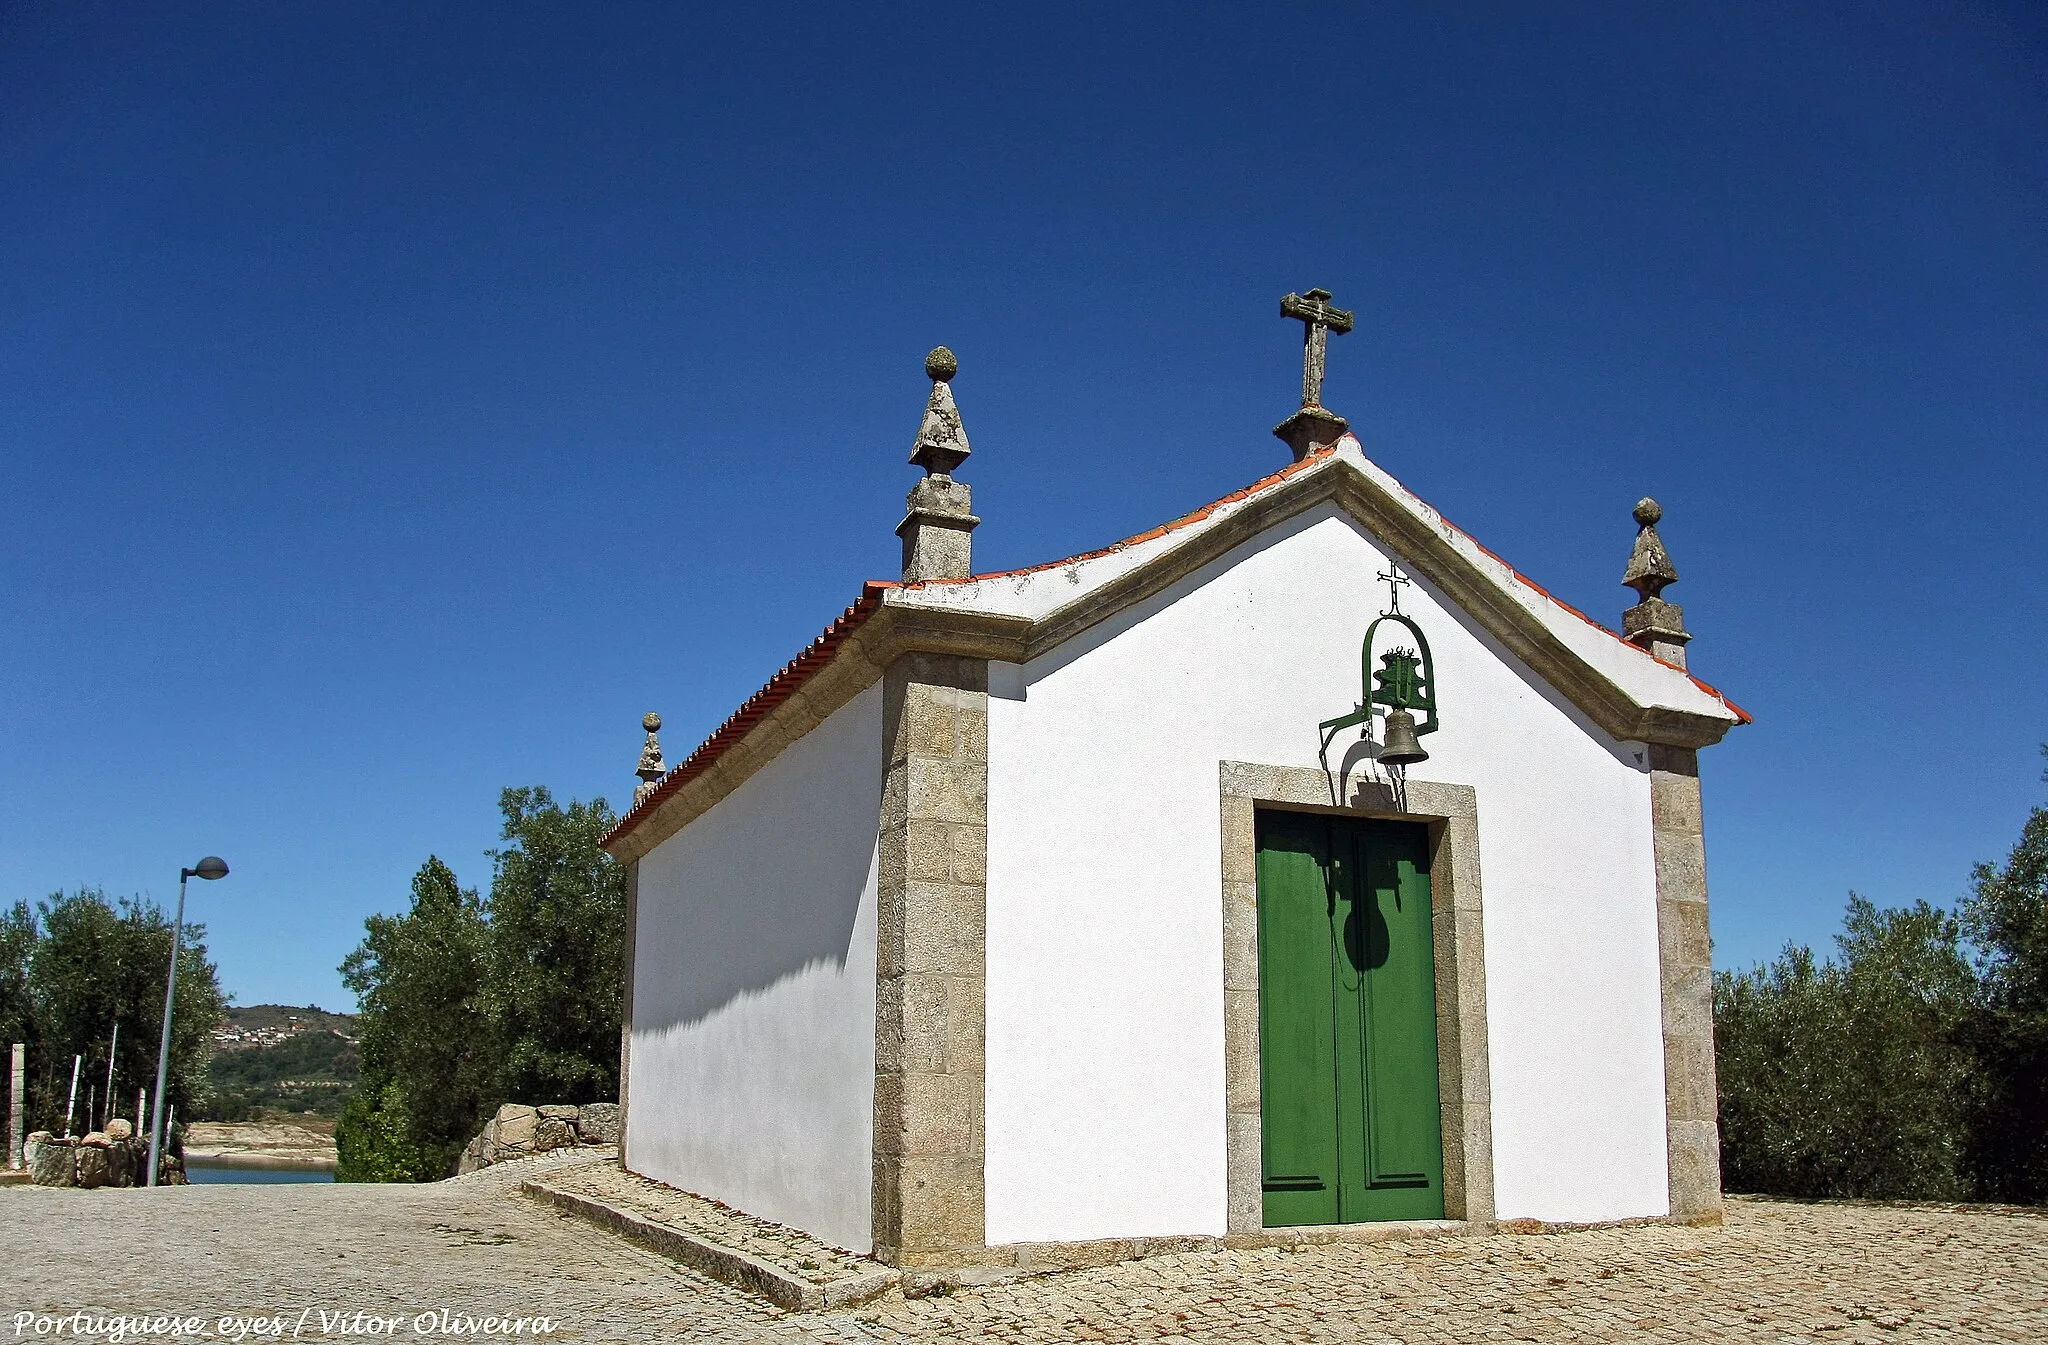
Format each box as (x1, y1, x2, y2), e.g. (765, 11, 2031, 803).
(600, 291, 1748, 1268)
(209, 1014, 348, 1051)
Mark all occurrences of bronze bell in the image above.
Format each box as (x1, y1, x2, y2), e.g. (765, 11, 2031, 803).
(1378, 708, 1430, 767)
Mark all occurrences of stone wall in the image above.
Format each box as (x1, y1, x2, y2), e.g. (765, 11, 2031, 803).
(25, 1119, 187, 1187)
(456, 1102, 618, 1174)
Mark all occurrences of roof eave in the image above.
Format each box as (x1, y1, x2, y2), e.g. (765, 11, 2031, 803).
(890, 450, 1741, 746)
(602, 599, 1031, 862)
(607, 442, 1745, 860)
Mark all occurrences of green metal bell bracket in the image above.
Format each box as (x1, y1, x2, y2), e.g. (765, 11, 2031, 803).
(1317, 613, 1440, 739)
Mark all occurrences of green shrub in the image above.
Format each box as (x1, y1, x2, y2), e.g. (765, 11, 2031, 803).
(335, 1083, 443, 1183)
(1717, 747, 2048, 1204)
(335, 787, 623, 1181)
(1716, 898, 1974, 1199)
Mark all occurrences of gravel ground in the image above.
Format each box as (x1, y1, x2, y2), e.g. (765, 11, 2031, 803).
(4, 1155, 2043, 1344)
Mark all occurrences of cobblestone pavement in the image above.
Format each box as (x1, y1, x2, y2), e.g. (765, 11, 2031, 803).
(4, 1162, 2043, 1344)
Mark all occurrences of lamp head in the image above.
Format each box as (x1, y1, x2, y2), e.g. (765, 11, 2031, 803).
(186, 857, 229, 881)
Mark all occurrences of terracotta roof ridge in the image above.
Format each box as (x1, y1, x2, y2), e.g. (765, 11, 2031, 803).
(603, 579, 897, 845)
(605, 452, 1344, 850)
(607, 439, 1747, 853)
(1424, 506, 1751, 725)
(898, 440, 1747, 725)
(901, 445, 1340, 589)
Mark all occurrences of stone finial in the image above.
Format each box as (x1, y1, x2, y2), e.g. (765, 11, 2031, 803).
(898, 346, 980, 583)
(1273, 288, 1355, 462)
(1622, 497, 1692, 668)
(1623, 498, 1677, 598)
(633, 712, 665, 807)
(909, 346, 971, 476)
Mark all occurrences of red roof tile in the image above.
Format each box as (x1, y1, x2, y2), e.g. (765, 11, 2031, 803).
(606, 443, 1747, 849)
(605, 453, 1339, 848)
(604, 580, 897, 846)
(1429, 509, 1752, 724)
(905, 446, 1338, 588)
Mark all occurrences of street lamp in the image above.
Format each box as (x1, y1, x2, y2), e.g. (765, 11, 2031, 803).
(147, 856, 228, 1188)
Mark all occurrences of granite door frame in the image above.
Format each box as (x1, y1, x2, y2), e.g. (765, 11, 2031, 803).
(1219, 761, 1496, 1233)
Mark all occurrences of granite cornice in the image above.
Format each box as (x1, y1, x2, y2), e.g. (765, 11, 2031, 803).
(1005, 458, 1734, 751)
(866, 602, 1033, 665)
(604, 605, 1027, 864)
(610, 455, 1737, 862)
(1020, 464, 1343, 662)
(1326, 468, 1732, 750)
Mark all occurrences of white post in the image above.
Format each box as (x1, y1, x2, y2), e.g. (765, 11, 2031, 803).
(136, 1086, 145, 1134)
(102, 1022, 118, 1130)
(8, 1044, 23, 1169)
(62, 1055, 80, 1138)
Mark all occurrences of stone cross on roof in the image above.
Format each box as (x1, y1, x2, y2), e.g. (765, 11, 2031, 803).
(1273, 287, 1355, 462)
(1281, 287, 1355, 410)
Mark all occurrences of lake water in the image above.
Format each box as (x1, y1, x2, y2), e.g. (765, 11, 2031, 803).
(185, 1163, 335, 1184)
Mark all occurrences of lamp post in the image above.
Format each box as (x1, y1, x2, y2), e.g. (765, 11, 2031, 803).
(147, 856, 227, 1188)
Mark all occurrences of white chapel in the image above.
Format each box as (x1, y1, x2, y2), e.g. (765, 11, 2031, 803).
(600, 290, 1748, 1267)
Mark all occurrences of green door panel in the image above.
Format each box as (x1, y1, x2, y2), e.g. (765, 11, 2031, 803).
(1350, 825, 1445, 1220)
(1254, 812, 1340, 1226)
(1256, 811, 1445, 1226)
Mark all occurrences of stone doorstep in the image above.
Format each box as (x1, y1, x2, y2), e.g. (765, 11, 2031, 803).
(519, 1165, 1726, 1314)
(521, 1179, 899, 1313)
(527, 1159, 880, 1279)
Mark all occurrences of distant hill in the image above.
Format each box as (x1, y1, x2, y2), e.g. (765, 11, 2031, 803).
(212, 1003, 357, 1051)
(201, 1005, 360, 1122)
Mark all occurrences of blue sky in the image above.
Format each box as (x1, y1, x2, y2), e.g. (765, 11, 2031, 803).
(3, 3, 2043, 1012)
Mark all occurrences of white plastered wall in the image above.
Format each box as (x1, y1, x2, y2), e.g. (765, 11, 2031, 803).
(626, 683, 882, 1253)
(984, 502, 1669, 1241)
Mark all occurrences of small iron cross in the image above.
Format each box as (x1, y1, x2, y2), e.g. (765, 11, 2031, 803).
(1280, 288, 1354, 409)
(1378, 559, 1411, 615)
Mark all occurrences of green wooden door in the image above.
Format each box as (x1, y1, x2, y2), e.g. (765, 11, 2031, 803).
(1255, 810, 1444, 1225)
